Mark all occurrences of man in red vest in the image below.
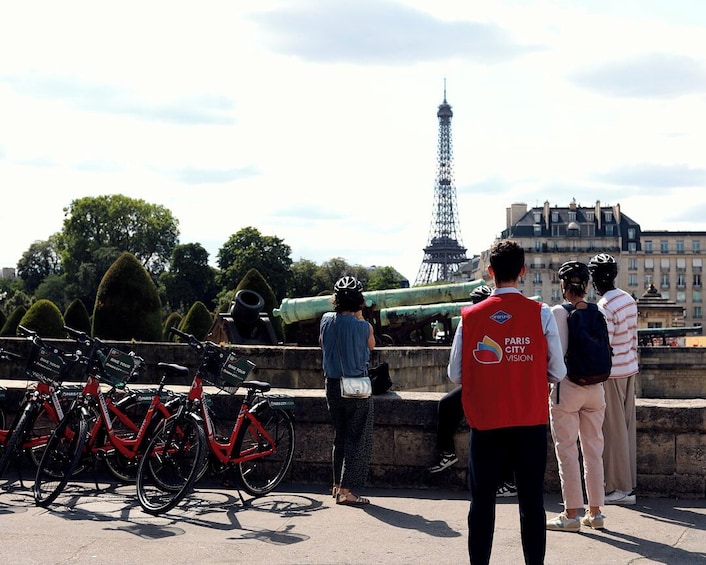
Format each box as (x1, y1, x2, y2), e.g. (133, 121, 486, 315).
(448, 239, 566, 564)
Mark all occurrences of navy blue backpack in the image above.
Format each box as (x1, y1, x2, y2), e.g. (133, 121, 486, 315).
(562, 302, 613, 386)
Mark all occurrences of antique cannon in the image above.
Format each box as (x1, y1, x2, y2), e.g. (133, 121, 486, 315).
(274, 280, 487, 346)
(208, 289, 279, 345)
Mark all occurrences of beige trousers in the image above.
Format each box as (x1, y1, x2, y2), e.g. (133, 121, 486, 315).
(549, 379, 606, 509)
(602, 375, 637, 493)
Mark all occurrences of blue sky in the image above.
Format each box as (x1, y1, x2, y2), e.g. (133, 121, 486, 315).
(1, 0, 706, 284)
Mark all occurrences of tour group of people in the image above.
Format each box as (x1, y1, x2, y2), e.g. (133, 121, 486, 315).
(318, 239, 639, 563)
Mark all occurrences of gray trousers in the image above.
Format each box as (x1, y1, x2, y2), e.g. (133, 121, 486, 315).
(325, 378, 374, 489)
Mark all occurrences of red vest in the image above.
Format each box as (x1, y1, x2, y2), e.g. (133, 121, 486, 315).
(461, 293, 549, 430)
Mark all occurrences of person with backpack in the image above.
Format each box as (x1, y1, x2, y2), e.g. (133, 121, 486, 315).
(546, 261, 609, 532)
(589, 253, 639, 506)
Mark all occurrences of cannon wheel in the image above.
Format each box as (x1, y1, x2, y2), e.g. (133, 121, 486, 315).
(377, 333, 395, 347)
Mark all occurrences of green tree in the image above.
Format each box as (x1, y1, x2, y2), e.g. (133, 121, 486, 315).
(163, 312, 183, 341)
(19, 299, 65, 338)
(92, 252, 163, 341)
(57, 195, 179, 307)
(64, 298, 92, 334)
(16, 238, 62, 294)
(217, 227, 292, 300)
(315, 258, 370, 293)
(367, 266, 405, 291)
(35, 274, 69, 311)
(0, 305, 27, 336)
(288, 258, 325, 298)
(159, 243, 217, 312)
(178, 301, 213, 341)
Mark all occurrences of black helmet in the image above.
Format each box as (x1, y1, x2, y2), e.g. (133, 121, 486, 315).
(469, 284, 492, 304)
(588, 253, 618, 283)
(558, 261, 589, 283)
(334, 275, 363, 294)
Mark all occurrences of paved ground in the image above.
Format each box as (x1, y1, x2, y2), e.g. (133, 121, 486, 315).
(1, 470, 705, 564)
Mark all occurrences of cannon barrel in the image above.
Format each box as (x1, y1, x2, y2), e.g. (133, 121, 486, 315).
(379, 301, 472, 327)
(272, 280, 486, 325)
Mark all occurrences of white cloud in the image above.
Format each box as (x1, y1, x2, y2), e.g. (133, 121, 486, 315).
(1, 0, 706, 285)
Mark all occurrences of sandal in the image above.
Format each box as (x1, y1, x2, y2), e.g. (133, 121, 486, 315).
(336, 492, 370, 506)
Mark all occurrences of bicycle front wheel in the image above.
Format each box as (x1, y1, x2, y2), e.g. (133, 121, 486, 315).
(136, 412, 206, 515)
(0, 403, 37, 477)
(234, 406, 295, 497)
(33, 409, 88, 507)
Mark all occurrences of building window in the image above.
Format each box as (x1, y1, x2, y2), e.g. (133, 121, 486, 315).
(645, 274, 654, 287)
(694, 290, 702, 303)
(534, 224, 542, 236)
(534, 240, 542, 252)
(694, 273, 702, 288)
(694, 240, 701, 253)
(676, 290, 686, 303)
(645, 240, 653, 253)
(533, 212, 542, 223)
(628, 258, 637, 270)
(586, 211, 594, 221)
(694, 306, 702, 319)
(660, 258, 670, 271)
(605, 225, 614, 236)
(628, 274, 637, 286)
(644, 258, 654, 271)
(568, 211, 576, 222)
(628, 242, 636, 252)
(677, 273, 687, 288)
(677, 240, 685, 253)
(551, 288, 561, 301)
(694, 258, 703, 272)
(605, 211, 613, 222)
(533, 273, 542, 284)
(660, 240, 669, 253)
(552, 212, 559, 223)
(661, 273, 670, 288)
(628, 228, 636, 239)
(677, 258, 686, 271)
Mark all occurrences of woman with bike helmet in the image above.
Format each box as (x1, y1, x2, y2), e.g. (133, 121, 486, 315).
(588, 253, 639, 506)
(319, 275, 375, 506)
(547, 261, 607, 532)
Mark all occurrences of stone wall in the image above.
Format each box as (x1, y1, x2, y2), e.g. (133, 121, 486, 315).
(1, 338, 704, 498)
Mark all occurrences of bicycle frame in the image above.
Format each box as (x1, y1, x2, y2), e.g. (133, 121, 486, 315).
(76, 374, 173, 461)
(0, 380, 65, 450)
(187, 374, 276, 467)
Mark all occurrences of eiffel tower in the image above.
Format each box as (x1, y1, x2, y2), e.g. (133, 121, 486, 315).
(415, 84, 467, 285)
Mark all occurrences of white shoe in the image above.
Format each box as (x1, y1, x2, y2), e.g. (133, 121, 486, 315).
(581, 512, 605, 529)
(546, 511, 581, 532)
(605, 490, 636, 505)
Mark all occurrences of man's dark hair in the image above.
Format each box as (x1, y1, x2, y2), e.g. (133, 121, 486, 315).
(489, 240, 525, 283)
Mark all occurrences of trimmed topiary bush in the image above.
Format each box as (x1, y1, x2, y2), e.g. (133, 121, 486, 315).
(0, 309, 6, 331)
(64, 298, 92, 334)
(179, 301, 213, 341)
(92, 252, 163, 341)
(235, 268, 283, 341)
(18, 299, 65, 338)
(0, 305, 27, 336)
(163, 312, 183, 341)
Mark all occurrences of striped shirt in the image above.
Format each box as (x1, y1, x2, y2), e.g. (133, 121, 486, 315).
(597, 288, 639, 378)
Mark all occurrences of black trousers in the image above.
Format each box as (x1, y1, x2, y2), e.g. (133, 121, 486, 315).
(467, 425, 547, 565)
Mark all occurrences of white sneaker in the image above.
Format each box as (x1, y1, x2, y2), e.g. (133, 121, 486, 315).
(546, 511, 581, 532)
(581, 512, 605, 529)
(605, 490, 636, 505)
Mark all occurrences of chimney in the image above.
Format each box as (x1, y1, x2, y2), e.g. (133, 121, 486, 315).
(595, 200, 601, 230)
(507, 202, 528, 230)
(543, 200, 550, 229)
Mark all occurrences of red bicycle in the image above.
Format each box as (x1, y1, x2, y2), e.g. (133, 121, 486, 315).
(0, 326, 84, 480)
(148, 327, 295, 499)
(33, 327, 205, 510)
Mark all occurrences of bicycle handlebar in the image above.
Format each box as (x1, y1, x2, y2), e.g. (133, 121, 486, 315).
(0, 348, 24, 363)
(169, 326, 205, 351)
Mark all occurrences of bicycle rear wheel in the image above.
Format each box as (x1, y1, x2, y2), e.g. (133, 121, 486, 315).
(33, 409, 88, 507)
(233, 406, 295, 497)
(26, 405, 60, 471)
(136, 412, 206, 515)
